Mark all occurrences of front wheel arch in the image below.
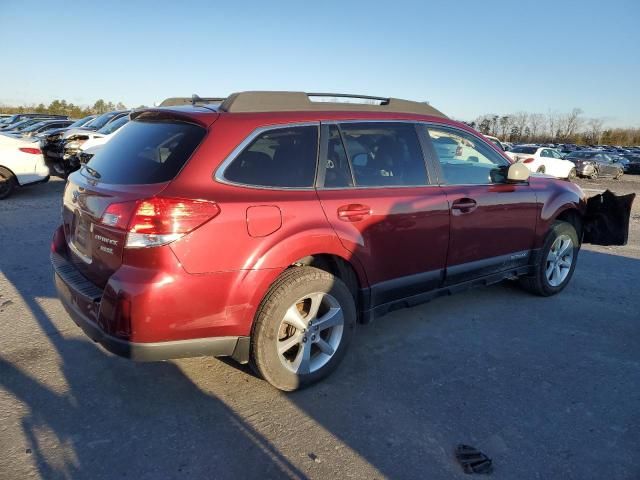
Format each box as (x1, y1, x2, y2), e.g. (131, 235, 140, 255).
(555, 208, 583, 242)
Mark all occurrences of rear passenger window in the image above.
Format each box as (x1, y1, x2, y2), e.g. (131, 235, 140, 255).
(338, 123, 427, 187)
(324, 125, 354, 188)
(224, 126, 318, 188)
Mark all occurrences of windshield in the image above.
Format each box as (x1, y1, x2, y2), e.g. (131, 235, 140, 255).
(97, 115, 129, 135)
(69, 116, 96, 128)
(511, 146, 538, 154)
(3, 119, 30, 129)
(14, 119, 46, 131)
(21, 121, 49, 133)
(86, 111, 121, 130)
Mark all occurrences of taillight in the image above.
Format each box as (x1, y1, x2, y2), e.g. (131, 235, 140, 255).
(19, 147, 41, 154)
(522, 157, 535, 164)
(101, 197, 220, 248)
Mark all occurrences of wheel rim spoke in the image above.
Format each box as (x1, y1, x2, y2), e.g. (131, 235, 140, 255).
(278, 333, 302, 355)
(306, 293, 324, 321)
(315, 307, 343, 332)
(558, 240, 572, 257)
(316, 338, 335, 356)
(283, 304, 308, 331)
(291, 340, 312, 374)
(546, 262, 555, 278)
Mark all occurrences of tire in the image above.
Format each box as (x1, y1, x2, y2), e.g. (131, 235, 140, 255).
(568, 168, 577, 180)
(250, 266, 356, 391)
(589, 168, 599, 180)
(52, 161, 70, 179)
(614, 170, 623, 180)
(0, 167, 16, 200)
(519, 221, 580, 296)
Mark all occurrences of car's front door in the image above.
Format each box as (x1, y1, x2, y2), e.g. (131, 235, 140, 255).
(315, 122, 450, 307)
(423, 125, 539, 284)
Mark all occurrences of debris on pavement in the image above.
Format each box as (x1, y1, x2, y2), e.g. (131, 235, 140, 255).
(455, 444, 493, 474)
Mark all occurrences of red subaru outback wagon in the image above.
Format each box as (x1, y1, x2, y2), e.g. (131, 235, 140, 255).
(51, 91, 628, 391)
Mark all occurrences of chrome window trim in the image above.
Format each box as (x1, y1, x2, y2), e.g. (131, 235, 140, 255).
(214, 121, 320, 191)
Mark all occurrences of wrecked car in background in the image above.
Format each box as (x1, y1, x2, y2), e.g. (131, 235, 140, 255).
(43, 110, 130, 178)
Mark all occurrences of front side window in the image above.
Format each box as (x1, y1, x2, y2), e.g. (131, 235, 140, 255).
(427, 127, 509, 185)
(337, 123, 428, 187)
(223, 126, 318, 188)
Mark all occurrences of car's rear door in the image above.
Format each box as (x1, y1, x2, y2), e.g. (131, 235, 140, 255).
(423, 125, 538, 284)
(315, 121, 450, 308)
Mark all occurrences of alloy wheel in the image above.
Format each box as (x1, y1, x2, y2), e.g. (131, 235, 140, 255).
(546, 234, 574, 287)
(277, 292, 344, 375)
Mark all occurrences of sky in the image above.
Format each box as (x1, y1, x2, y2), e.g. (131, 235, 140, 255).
(1, 0, 639, 126)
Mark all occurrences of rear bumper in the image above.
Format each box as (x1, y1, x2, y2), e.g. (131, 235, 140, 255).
(575, 164, 596, 176)
(52, 252, 249, 362)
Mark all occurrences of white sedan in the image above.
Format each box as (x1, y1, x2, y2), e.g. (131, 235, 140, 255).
(506, 146, 576, 179)
(0, 135, 49, 199)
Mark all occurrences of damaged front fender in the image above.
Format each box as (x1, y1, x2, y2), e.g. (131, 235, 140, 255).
(583, 190, 636, 246)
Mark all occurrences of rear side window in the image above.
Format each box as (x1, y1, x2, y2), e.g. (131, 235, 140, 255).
(324, 125, 354, 188)
(223, 126, 318, 188)
(84, 120, 205, 184)
(338, 123, 428, 187)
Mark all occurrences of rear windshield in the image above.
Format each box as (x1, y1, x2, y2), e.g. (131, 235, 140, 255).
(511, 146, 538, 154)
(83, 119, 205, 184)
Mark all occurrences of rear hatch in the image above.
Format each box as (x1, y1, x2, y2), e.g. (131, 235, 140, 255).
(62, 111, 212, 288)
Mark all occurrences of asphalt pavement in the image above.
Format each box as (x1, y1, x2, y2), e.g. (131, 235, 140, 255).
(1, 176, 638, 479)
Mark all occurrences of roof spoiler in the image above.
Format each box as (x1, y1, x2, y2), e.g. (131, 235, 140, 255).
(158, 96, 226, 107)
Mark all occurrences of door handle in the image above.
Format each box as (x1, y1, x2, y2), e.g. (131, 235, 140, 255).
(337, 204, 371, 222)
(451, 198, 477, 215)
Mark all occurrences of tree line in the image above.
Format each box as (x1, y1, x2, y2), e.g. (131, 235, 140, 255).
(466, 109, 640, 146)
(2, 99, 639, 146)
(0, 99, 147, 119)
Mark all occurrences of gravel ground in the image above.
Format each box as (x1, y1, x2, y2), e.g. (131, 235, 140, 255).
(0, 175, 638, 480)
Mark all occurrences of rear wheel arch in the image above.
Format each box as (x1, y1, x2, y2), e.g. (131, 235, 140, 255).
(290, 254, 364, 304)
(0, 165, 18, 181)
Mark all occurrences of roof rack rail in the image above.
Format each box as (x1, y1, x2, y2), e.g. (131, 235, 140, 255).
(158, 96, 225, 107)
(219, 91, 446, 117)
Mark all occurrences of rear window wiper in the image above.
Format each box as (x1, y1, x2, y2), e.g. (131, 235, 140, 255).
(84, 166, 101, 179)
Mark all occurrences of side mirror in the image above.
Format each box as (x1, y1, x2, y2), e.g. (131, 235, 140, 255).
(507, 163, 530, 182)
